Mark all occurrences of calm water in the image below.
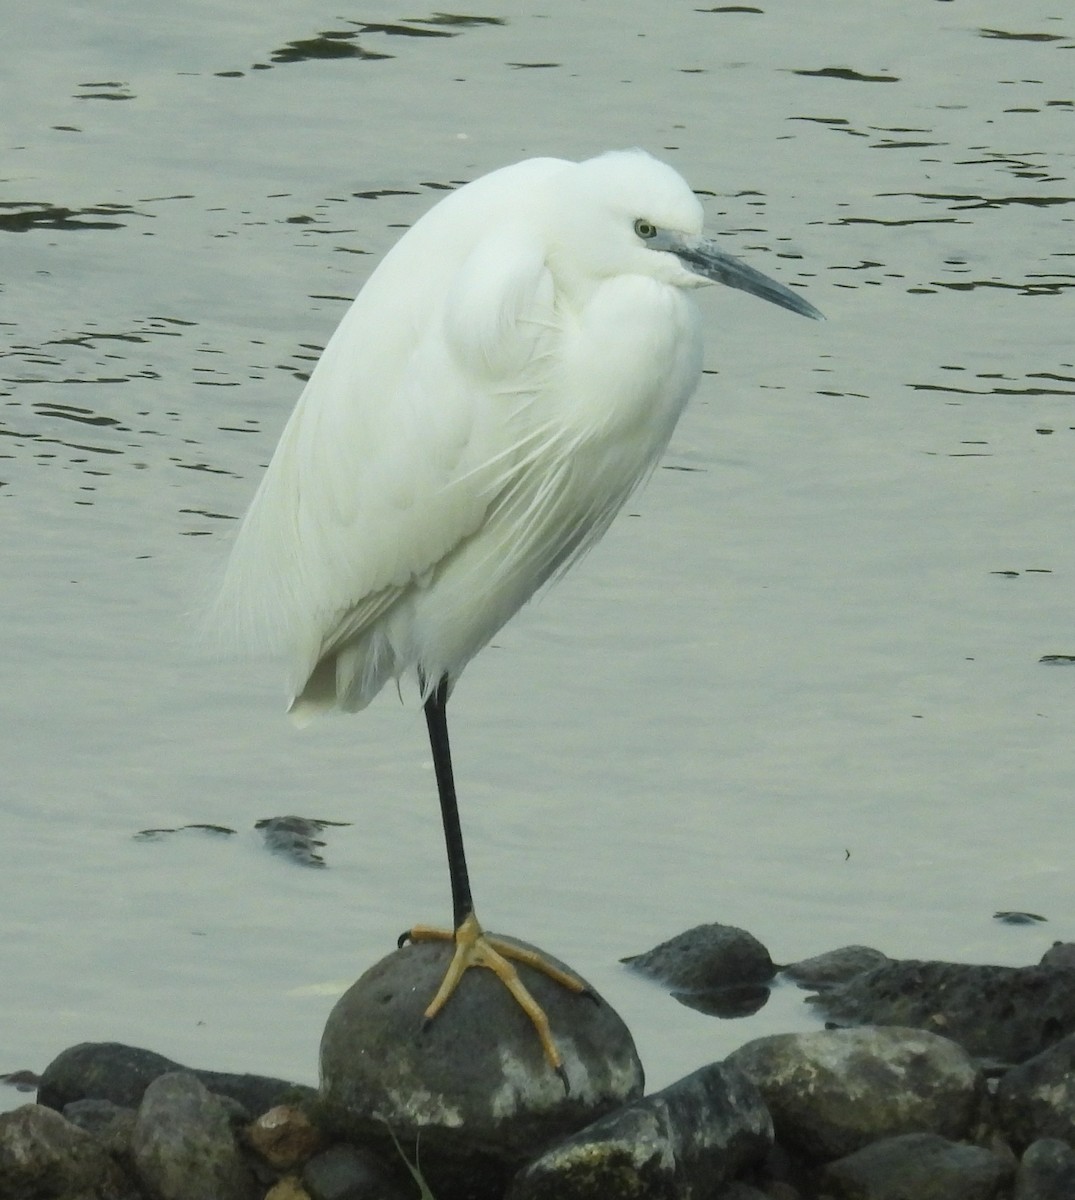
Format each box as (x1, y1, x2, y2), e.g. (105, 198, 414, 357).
(2, 1, 1072, 1107)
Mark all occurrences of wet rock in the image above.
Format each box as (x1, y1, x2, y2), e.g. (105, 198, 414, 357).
(622, 922, 776, 990)
(247, 1104, 327, 1170)
(782, 945, 890, 988)
(995, 1034, 1075, 1150)
(319, 936, 643, 1199)
(821, 1131, 1013, 1200)
(129, 1070, 257, 1200)
(807, 961, 1075, 1063)
(302, 1143, 411, 1200)
(38, 1040, 315, 1114)
(726, 1026, 983, 1161)
(507, 1061, 772, 1200)
(1014, 1138, 1075, 1200)
(0, 1103, 133, 1199)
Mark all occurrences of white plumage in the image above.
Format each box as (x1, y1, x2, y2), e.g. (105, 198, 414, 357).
(215, 150, 820, 1073)
(218, 149, 815, 718)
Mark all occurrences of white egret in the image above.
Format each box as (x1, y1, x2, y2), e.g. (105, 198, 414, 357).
(217, 150, 821, 1079)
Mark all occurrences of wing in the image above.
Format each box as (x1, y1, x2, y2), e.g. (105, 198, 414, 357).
(215, 214, 559, 700)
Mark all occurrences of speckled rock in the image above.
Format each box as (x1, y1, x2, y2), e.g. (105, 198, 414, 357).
(726, 1026, 984, 1161)
(244, 1104, 326, 1171)
(0, 1103, 133, 1200)
(507, 1061, 772, 1200)
(129, 1071, 258, 1200)
(38, 1040, 315, 1115)
(996, 1034, 1075, 1151)
(807, 961, 1075, 1063)
(62, 1097, 138, 1157)
(319, 936, 643, 1199)
(821, 1132, 1013, 1200)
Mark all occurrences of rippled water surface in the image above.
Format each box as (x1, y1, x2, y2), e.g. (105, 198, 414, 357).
(2, 0, 1073, 1104)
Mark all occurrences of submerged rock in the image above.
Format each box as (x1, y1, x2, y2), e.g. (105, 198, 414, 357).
(807, 961, 1075, 1063)
(507, 1061, 772, 1199)
(726, 1025, 984, 1161)
(319, 936, 642, 1199)
(782, 945, 890, 988)
(622, 922, 776, 991)
(37, 1040, 315, 1115)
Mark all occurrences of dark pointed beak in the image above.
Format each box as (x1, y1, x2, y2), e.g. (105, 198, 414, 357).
(663, 233, 823, 320)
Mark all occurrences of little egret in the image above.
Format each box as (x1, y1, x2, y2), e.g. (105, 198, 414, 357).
(218, 149, 821, 1078)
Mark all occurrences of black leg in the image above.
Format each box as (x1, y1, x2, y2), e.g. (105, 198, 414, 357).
(423, 676, 474, 928)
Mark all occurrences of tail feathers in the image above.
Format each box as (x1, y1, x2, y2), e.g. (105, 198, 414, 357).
(288, 634, 397, 724)
(287, 655, 334, 726)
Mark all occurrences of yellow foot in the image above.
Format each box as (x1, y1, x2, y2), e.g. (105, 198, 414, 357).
(398, 911, 590, 1083)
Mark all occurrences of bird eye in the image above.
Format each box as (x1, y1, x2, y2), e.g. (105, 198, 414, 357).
(634, 219, 658, 240)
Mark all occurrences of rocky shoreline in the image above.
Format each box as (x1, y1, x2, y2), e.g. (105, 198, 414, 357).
(3, 930, 1073, 1200)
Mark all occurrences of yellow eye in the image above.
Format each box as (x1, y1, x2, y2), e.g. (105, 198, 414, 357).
(634, 219, 657, 240)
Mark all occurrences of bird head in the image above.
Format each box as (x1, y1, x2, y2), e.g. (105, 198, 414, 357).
(545, 150, 822, 320)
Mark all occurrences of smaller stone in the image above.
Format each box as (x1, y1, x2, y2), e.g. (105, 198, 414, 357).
(996, 1034, 1075, 1151)
(1015, 1138, 1075, 1200)
(822, 1132, 1013, 1200)
(782, 945, 889, 988)
(0, 1103, 131, 1197)
(726, 1026, 983, 1162)
(247, 1104, 327, 1170)
(266, 1177, 314, 1200)
(1040, 942, 1075, 970)
(63, 1097, 137, 1156)
(622, 922, 776, 990)
(302, 1144, 411, 1200)
(130, 1071, 257, 1200)
(508, 1061, 772, 1200)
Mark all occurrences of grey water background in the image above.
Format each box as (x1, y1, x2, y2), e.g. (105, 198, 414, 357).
(2, 0, 1072, 1108)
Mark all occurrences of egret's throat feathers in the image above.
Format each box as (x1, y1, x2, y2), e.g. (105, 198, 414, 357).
(216, 150, 821, 720)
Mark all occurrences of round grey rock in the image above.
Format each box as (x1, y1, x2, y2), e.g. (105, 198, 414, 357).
(622, 922, 776, 990)
(320, 937, 643, 1188)
(130, 1071, 257, 1200)
(726, 1026, 984, 1161)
